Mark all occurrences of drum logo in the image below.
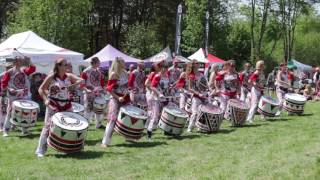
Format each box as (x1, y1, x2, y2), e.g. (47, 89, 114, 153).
(13, 73, 26, 89)
(60, 116, 82, 127)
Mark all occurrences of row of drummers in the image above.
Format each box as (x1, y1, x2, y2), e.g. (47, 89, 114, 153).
(0, 56, 308, 157)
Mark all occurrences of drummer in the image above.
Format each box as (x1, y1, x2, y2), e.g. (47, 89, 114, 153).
(146, 61, 170, 139)
(275, 63, 291, 116)
(167, 59, 182, 92)
(1, 56, 36, 137)
(239, 62, 252, 102)
(128, 62, 146, 106)
(0, 63, 13, 132)
(35, 58, 84, 157)
(215, 60, 241, 113)
(186, 60, 209, 133)
(176, 65, 190, 109)
(81, 57, 105, 128)
(101, 57, 130, 148)
(246, 60, 266, 124)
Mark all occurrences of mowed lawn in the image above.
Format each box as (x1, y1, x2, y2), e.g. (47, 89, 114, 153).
(1, 102, 320, 179)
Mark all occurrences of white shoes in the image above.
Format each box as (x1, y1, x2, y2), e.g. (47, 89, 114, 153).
(2, 132, 8, 137)
(36, 153, 44, 158)
(275, 111, 281, 116)
(246, 120, 253, 124)
(187, 129, 192, 133)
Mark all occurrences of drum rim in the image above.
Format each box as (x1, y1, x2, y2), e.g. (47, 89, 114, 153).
(120, 105, 147, 119)
(71, 102, 85, 112)
(163, 106, 188, 118)
(285, 93, 307, 102)
(12, 100, 40, 110)
(261, 96, 280, 105)
(52, 112, 89, 130)
(199, 104, 223, 114)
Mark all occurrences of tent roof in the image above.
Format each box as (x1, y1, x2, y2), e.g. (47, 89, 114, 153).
(144, 47, 172, 63)
(288, 59, 312, 72)
(188, 48, 224, 64)
(0, 30, 83, 57)
(85, 44, 142, 67)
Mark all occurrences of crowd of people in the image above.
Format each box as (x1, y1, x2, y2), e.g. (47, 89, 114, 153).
(0, 56, 319, 158)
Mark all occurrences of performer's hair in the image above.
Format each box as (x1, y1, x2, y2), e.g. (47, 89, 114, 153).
(90, 57, 100, 65)
(53, 58, 66, 80)
(109, 57, 127, 79)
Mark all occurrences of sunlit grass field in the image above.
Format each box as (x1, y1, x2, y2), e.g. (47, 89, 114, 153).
(1, 101, 320, 179)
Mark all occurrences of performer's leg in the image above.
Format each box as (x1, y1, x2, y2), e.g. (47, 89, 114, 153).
(101, 98, 119, 146)
(2, 98, 13, 136)
(35, 108, 54, 157)
(101, 120, 116, 146)
(147, 100, 160, 139)
(187, 98, 201, 132)
(246, 88, 261, 123)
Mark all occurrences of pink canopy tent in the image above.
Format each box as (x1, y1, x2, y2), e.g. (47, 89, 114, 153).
(85, 44, 142, 68)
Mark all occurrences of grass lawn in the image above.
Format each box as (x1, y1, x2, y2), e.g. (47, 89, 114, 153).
(1, 101, 320, 179)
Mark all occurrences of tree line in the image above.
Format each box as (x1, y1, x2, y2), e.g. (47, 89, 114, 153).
(0, 0, 319, 72)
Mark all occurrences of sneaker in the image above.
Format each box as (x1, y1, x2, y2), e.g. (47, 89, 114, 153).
(187, 129, 192, 133)
(96, 124, 105, 129)
(247, 120, 253, 124)
(36, 153, 44, 158)
(275, 111, 281, 116)
(3, 132, 8, 137)
(100, 144, 108, 148)
(21, 130, 30, 136)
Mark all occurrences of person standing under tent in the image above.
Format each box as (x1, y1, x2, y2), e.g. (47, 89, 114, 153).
(146, 62, 171, 139)
(246, 60, 266, 124)
(187, 60, 209, 132)
(81, 57, 106, 128)
(101, 57, 130, 148)
(2, 56, 36, 137)
(35, 58, 84, 157)
(215, 60, 241, 113)
(239, 62, 252, 102)
(128, 62, 146, 106)
(275, 63, 291, 116)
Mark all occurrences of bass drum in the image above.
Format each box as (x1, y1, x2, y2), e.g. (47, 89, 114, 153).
(257, 96, 280, 117)
(159, 105, 189, 135)
(196, 104, 223, 133)
(224, 99, 249, 126)
(10, 100, 39, 128)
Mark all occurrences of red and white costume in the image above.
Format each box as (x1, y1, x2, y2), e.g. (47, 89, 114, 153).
(0, 72, 6, 131)
(239, 70, 252, 102)
(128, 69, 146, 106)
(187, 72, 208, 131)
(102, 73, 129, 145)
(246, 71, 266, 122)
(145, 71, 157, 128)
(176, 74, 189, 109)
(147, 72, 170, 133)
(36, 75, 73, 155)
(81, 67, 105, 127)
(1, 65, 35, 133)
(216, 72, 240, 112)
(276, 70, 289, 111)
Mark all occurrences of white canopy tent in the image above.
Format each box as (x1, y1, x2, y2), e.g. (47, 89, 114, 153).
(0, 31, 87, 75)
(188, 48, 206, 63)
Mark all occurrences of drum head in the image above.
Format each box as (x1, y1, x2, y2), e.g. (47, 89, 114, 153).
(121, 105, 147, 119)
(52, 112, 88, 131)
(71, 102, 85, 112)
(261, 96, 279, 105)
(164, 105, 188, 118)
(13, 100, 39, 110)
(228, 99, 249, 109)
(285, 93, 307, 102)
(200, 104, 223, 114)
(94, 97, 106, 104)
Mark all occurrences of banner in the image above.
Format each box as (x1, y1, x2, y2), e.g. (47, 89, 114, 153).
(175, 3, 183, 56)
(204, 10, 210, 57)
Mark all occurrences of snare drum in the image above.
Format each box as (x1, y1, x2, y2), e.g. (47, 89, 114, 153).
(48, 112, 89, 154)
(196, 105, 223, 133)
(93, 97, 107, 114)
(224, 99, 249, 126)
(159, 105, 189, 135)
(114, 105, 147, 140)
(71, 102, 85, 116)
(283, 93, 307, 114)
(257, 96, 280, 117)
(10, 100, 39, 128)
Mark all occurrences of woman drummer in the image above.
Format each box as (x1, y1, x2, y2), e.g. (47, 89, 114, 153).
(186, 60, 209, 133)
(215, 60, 241, 113)
(246, 60, 266, 124)
(176, 65, 190, 109)
(275, 63, 291, 116)
(35, 58, 84, 157)
(101, 57, 130, 148)
(146, 61, 170, 139)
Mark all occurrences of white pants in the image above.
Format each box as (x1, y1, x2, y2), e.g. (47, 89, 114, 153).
(187, 97, 202, 131)
(147, 99, 161, 132)
(240, 86, 249, 102)
(102, 120, 116, 145)
(83, 93, 104, 127)
(276, 87, 286, 111)
(246, 88, 262, 122)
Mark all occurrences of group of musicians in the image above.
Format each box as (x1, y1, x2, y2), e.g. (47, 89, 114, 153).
(0, 56, 307, 157)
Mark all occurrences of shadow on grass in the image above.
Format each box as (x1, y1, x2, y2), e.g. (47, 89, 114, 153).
(232, 124, 263, 128)
(266, 118, 291, 122)
(163, 134, 202, 141)
(17, 133, 40, 139)
(51, 150, 106, 159)
(85, 139, 101, 146)
(113, 141, 168, 148)
(298, 113, 313, 117)
(217, 129, 236, 134)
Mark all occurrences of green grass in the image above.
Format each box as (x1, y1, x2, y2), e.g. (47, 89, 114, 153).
(1, 102, 320, 179)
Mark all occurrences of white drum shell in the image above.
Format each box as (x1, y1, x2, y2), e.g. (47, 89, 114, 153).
(159, 106, 188, 135)
(10, 100, 39, 128)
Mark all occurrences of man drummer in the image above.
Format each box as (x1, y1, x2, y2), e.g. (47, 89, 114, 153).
(239, 62, 252, 102)
(81, 57, 105, 128)
(167, 59, 181, 87)
(246, 60, 266, 124)
(2, 56, 36, 137)
(275, 63, 291, 116)
(128, 62, 146, 106)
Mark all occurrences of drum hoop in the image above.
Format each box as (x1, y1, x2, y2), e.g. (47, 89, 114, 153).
(163, 106, 188, 118)
(52, 112, 88, 130)
(121, 106, 147, 119)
